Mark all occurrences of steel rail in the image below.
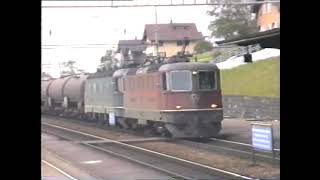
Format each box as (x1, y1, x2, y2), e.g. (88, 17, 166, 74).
(42, 122, 256, 180)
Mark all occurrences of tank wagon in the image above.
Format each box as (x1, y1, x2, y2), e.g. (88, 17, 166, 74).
(42, 62, 223, 138)
(42, 74, 88, 117)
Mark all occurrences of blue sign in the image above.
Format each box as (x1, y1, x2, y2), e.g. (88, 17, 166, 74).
(251, 124, 273, 152)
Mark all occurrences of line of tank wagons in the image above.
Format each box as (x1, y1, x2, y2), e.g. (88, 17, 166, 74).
(41, 62, 224, 138)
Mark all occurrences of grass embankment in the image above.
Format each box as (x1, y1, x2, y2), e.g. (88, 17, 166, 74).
(191, 52, 214, 63)
(220, 57, 280, 98)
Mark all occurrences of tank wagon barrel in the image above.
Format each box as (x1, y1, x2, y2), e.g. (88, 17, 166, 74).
(41, 79, 54, 106)
(42, 74, 88, 116)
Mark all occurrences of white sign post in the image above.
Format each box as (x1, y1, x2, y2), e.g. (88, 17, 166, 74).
(251, 123, 274, 165)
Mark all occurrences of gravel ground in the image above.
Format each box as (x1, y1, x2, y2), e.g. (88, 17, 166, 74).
(42, 116, 280, 179)
(42, 117, 143, 140)
(134, 142, 279, 179)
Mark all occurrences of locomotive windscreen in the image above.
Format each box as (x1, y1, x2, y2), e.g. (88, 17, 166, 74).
(199, 71, 216, 90)
(169, 70, 192, 91)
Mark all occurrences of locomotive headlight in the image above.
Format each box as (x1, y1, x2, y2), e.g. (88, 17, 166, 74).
(192, 71, 197, 75)
(176, 105, 182, 109)
(211, 104, 217, 108)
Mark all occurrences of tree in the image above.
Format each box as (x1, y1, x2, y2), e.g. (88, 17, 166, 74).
(98, 50, 115, 71)
(100, 50, 113, 63)
(194, 40, 214, 54)
(41, 72, 52, 80)
(61, 60, 77, 75)
(207, 0, 258, 40)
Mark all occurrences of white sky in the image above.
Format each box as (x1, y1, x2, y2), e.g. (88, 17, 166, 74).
(42, 1, 217, 77)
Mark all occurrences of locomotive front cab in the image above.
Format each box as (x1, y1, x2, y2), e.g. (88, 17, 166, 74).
(164, 70, 219, 93)
(161, 68, 223, 110)
(159, 63, 223, 138)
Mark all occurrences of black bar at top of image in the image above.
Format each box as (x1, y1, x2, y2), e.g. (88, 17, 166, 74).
(41, 0, 134, 2)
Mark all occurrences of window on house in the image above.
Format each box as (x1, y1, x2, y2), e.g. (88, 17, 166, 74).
(251, 13, 256, 20)
(158, 41, 164, 46)
(262, 4, 269, 14)
(272, 22, 275, 29)
(177, 41, 183, 46)
(267, 3, 272, 13)
(159, 52, 166, 58)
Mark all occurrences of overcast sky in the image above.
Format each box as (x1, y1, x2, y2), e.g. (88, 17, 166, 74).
(42, 1, 217, 77)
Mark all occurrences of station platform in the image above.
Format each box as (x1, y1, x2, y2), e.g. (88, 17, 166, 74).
(42, 133, 174, 180)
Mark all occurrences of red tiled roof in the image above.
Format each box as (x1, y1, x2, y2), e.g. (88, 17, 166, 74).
(143, 23, 203, 41)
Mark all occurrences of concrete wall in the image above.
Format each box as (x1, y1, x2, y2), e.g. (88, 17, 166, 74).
(222, 95, 280, 120)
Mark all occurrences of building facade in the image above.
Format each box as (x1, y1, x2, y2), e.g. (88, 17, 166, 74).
(116, 40, 146, 65)
(253, 2, 280, 32)
(142, 23, 204, 57)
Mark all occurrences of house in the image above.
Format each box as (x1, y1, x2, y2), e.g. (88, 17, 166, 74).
(252, 1, 280, 32)
(116, 39, 146, 65)
(142, 22, 204, 57)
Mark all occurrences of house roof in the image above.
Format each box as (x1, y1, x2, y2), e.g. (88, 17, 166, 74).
(117, 40, 146, 52)
(143, 23, 204, 41)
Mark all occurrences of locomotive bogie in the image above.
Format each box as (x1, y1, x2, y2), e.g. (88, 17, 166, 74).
(160, 109, 223, 137)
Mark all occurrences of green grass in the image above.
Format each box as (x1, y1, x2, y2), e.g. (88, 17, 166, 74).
(220, 57, 280, 98)
(191, 52, 214, 63)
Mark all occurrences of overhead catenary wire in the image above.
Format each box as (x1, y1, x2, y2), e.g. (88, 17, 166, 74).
(42, 43, 142, 46)
(42, 0, 280, 8)
(41, 42, 158, 50)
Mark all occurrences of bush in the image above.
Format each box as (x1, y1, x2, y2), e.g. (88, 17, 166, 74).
(194, 40, 213, 54)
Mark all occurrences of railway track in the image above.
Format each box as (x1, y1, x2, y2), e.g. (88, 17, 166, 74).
(209, 137, 280, 156)
(42, 122, 257, 180)
(42, 115, 280, 165)
(174, 138, 280, 165)
(42, 160, 79, 180)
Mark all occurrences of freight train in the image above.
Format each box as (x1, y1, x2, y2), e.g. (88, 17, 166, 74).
(41, 61, 223, 138)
